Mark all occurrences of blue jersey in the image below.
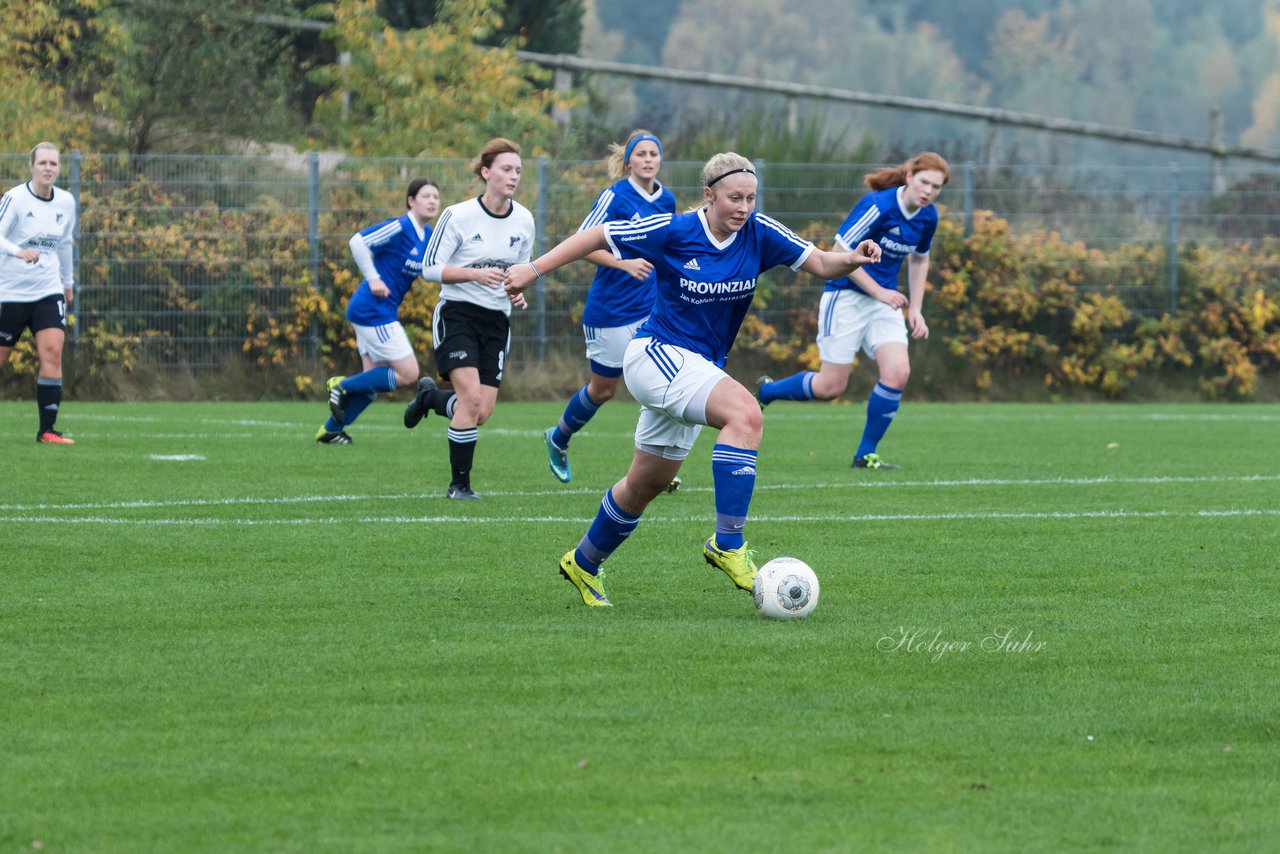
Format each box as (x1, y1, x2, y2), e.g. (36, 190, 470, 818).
(578, 177, 677, 327)
(604, 208, 814, 367)
(346, 213, 431, 326)
(825, 186, 937, 294)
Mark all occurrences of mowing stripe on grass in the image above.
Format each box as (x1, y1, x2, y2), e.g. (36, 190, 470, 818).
(3, 507, 1277, 526)
(1, 472, 1274, 513)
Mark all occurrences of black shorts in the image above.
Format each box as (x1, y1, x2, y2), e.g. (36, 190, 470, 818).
(432, 299, 511, 388)
(0, 294, 67, 347)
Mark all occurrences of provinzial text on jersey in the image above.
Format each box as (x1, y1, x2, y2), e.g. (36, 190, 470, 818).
(678, 277, 757, 296)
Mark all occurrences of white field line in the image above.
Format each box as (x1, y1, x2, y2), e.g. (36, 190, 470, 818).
(1, 473, 1276, 514)
(2, 508, 1278, 526)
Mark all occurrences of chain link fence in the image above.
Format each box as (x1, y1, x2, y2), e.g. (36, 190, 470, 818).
(3, 152, 1277, 370)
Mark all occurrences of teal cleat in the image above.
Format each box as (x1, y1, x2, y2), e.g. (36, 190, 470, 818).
(545, 426, 571, 483)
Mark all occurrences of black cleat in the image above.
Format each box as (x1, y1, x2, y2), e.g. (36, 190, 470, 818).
(404, 376, 436, 429)
(446, 483, 480, 500)
(316, 427, 354, 444)
(754, 375, 773, 408)
(327, 376, 349, 424)
(852, 453, 899, 470)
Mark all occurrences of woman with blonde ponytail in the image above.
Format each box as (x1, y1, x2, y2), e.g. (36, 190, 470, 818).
(542, 130, 676, 485)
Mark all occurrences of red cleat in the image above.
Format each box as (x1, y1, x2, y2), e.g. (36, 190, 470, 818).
(37, 430, 75, 444)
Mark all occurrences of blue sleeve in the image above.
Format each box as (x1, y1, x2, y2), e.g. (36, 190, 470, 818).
(578, 187, 617, 233)
(754, 212, 815, 272)
(915, 214, 937, 255)
(602, 214, 670, 264)
(357, 217, 402, 253)
(835, 195, 882, 250)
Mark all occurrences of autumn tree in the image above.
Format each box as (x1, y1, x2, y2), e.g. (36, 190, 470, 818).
(90, 0, 306, 154)
(0, 0, 96, 153)
(310, 0, 566, 157)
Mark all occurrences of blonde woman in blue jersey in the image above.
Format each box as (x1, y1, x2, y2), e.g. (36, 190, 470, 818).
(543, 129, 676, 484)
(0, 143, 78, 444)
(757, 152, 949, 470)
(506, 152, 880, 607)
(318, 178, 440, 445)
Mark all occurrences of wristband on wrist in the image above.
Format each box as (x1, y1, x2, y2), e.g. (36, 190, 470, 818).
(528, 261, 542, 278)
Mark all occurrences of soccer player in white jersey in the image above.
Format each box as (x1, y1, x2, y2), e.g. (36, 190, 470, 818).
(505, 152, 880, 606)
(757, 152, 948, 470)
(0, 142, 79, 444)
(403, 138, 535, 500)
(543, 129, 676, 484)
(318, 178, 440, 444)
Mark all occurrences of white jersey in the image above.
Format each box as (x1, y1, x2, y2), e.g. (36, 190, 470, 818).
(423, 196, 534, 316)
(0, 182, 77, 302)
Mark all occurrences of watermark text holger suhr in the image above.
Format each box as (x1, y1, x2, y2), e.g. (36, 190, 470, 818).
(878, 626, 1047, 663)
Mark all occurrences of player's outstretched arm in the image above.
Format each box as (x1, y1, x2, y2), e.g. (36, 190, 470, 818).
(799, 238, 881, 279)
(504, 225, 610, 296)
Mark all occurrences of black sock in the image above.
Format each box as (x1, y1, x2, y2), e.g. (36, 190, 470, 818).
(447, 427, 477, 488)
(37, 377, 62, 433)
(431, 390, 456, 418)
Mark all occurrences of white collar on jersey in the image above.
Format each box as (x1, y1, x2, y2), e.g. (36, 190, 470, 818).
(697, 206, 739, 251)
(627, 174, 664, 203)
(896, 185, 924, 219)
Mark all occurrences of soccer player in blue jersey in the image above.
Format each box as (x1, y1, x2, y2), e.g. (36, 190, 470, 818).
(505, 152, 880, 607)
(543, 129, 676, 484)
(756, 152, 949, 470)
(318, 178, 440, 444)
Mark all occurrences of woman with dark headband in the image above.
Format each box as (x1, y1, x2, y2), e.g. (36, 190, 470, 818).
(542, 129, 676, 485)
(505, 151, 881, 607)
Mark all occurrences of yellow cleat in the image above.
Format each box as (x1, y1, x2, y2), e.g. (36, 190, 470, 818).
(703, 539, 758, 591)
(559, 550, 612, 607)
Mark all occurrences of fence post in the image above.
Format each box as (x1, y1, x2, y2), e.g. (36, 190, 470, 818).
(754, 159, 766, 211)
(535, 156, 549, 361)
(308, 152, 321, 361)
(963, 161, 975, 237)
(70, 150, 82, 345)
(1166, 162, 1180, 314)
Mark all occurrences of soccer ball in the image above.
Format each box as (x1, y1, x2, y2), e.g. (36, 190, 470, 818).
(752, 557, 820, 620)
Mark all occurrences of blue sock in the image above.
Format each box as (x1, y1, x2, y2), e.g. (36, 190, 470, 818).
(341, 391, 377, 427)
(553, 385, 601, 449)
(324, 416, 342, 432)
(759, 371, 816, 404)
(711, 443, 757, 551)
(340, 366, 398, 395)
(574, 488, 640, 574)
(855, 382, 903, 459)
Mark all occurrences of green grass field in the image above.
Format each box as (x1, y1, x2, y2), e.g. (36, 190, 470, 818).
(2, 398, 1277, 852)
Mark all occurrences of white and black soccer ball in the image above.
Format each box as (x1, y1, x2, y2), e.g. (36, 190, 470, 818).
(752, 557, 820, 620)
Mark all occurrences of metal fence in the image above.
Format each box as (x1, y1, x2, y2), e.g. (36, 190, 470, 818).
(4, 152, 1278, 369)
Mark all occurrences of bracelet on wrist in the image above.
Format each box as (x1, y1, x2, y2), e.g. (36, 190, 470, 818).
(528, 261, 542, 278)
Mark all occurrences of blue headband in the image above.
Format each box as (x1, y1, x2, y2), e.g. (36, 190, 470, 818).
(624, 134, 662, 165)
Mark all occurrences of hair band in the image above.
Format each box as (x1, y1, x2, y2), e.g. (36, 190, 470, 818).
(624, 133, 663, 165)
(707, 167, 755, 187)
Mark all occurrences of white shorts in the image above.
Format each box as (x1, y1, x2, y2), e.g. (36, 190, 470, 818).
(622, 337, 725, 460)
(816, 289, 908, 364)
(353, 321, 414, 363)
(584, 317, 646, 375)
